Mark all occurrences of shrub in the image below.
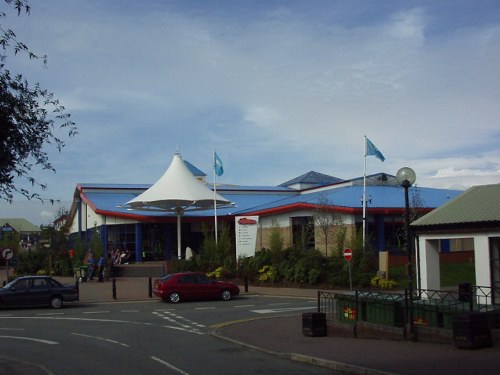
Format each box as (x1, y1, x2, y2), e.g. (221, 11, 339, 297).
(371, 275, 398, 289)
(15, 250, 46, 275)
(257, 265, 278, 282)
(207, 266, 231, 280)
(307, 268, 321, 285)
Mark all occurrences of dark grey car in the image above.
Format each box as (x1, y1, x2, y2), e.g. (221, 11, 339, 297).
(0, 276, 79, 309)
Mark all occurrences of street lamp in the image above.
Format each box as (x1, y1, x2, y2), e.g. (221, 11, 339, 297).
(396, 167, 416, 340)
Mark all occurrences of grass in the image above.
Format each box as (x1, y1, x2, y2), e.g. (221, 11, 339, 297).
(389, 261, 475, 289)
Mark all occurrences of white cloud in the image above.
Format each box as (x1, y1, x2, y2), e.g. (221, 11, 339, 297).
(2, 0, 499, 209)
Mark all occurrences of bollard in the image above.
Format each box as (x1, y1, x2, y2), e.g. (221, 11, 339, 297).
(148, 277, 152, 298)
(244, 275, 248, 293)
(112, 278, 117, 300)
(75, 279, 80, 301)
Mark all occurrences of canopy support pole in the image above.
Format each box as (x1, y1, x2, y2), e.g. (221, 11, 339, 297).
(176, 210, 182, 259)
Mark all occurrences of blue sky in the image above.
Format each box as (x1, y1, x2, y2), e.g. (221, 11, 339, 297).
(1, 0, 499, 225)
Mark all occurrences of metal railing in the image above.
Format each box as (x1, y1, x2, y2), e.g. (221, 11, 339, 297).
(318, 285, 499, 330)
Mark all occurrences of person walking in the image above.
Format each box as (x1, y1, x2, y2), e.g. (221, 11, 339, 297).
(97, 255, 105, 282)
(87, 253, 96, 281)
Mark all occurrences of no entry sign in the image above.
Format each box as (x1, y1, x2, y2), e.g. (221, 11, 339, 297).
(343, 248, 352, 262)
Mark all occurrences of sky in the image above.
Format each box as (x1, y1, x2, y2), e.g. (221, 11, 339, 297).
(1, 0, 499, 226)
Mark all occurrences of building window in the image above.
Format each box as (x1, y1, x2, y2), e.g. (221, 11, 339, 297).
(107, 224, 135, 255)
(292, 216, 315, 251)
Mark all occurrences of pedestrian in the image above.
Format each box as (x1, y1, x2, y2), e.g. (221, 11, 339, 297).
(97, 255, 105, 282)
(87, 252, 96, 280)
(120, 249, 131, 264)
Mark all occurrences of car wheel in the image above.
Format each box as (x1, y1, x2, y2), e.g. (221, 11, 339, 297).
(168, 292, 181, 303)
(50, 296, 63, 309)
(221, 289, 232, 301)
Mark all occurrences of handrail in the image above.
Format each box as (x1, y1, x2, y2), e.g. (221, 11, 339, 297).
(318, 285, 498, 330)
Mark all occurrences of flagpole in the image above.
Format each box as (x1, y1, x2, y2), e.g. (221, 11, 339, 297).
(213, 149, 218, 246)
(363, 135, 367, 255)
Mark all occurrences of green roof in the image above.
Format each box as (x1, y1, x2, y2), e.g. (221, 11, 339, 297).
(0, 218, 41, 233)
(411, 184, 500, 227)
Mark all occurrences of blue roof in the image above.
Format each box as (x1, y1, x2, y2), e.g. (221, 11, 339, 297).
(75, 161, 461, 219)
(78, 183, 151, 190)
(78, 182, 461, 219)
(229, 185, 461, 214)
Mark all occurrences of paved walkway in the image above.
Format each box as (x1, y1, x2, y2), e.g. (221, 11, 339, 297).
(2, 273, 500, 374)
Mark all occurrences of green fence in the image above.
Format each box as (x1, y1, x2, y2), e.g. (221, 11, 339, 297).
(318, 285, 499, 331)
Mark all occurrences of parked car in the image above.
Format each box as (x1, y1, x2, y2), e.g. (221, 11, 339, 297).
(0, 276, 79, 309)
(153, 272, 240, 303)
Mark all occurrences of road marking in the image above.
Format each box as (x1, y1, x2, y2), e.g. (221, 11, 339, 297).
(37, 312, 64, 316)
(120, 310, 140, 313)
(268, 302, 290, 306)
(234, 304, 255, 308)
(83, 311, 110, 314)
(0, 328, 25, 331)
(151, 356, 190, 375)
(0, 335, 58, 345)
(0, 316, 148, 325)
(161, 325, 204, 335)
(154, 311, 205, 334)
(194, 307, 215, 310)
(72, 333, 130, 347)
(251, 306, 315, 314)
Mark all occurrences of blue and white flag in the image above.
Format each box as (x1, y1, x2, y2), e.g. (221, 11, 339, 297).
(214, 151, 224, 176)
(365, 137, 385, 162)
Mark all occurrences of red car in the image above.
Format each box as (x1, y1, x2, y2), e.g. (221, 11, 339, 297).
(153, 272, 240, 303)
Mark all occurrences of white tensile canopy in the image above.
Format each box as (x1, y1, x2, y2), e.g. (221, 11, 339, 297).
(126, 152, 232, 259)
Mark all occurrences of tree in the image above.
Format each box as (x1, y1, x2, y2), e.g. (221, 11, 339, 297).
(313, 193, 343, 257)
(0, 0, 77, 202)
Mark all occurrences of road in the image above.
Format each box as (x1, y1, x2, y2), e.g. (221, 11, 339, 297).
(0, 295, 340, 375)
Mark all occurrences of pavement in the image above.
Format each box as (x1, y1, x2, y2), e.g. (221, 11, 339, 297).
(2, 274, 500, 375)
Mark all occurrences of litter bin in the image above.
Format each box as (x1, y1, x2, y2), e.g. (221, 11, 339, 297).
(74, 265, 89, 283)
(458, 282, 472, 303)
(302, 312, 327, 337)
(452, 312, 491, 349)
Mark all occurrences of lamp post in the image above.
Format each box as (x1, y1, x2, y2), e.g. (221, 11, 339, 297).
(396, 167, 416, 340)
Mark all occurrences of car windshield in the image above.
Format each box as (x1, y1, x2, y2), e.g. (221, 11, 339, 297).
(160, 274, 174, 282)
(2, 279, 18, 289)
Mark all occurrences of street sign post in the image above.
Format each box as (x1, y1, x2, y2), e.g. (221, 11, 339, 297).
(344, 248, 353, 291)
(1, 248, 14, 281)
(343, 248, 352, 262)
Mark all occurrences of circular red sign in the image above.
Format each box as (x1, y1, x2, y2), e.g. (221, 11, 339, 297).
(343, 248, 352, 261)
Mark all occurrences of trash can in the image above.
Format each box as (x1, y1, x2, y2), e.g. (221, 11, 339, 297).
(452, 312, 491, 349)
(302, 312, 327, 337)
(74, 265, 89, 283)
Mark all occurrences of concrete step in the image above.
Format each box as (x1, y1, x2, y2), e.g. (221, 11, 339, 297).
(114, 264, 164, 278)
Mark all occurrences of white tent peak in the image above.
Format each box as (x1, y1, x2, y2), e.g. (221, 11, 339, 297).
(126, 152, 231, 212)
(124, 152, 232, 259)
